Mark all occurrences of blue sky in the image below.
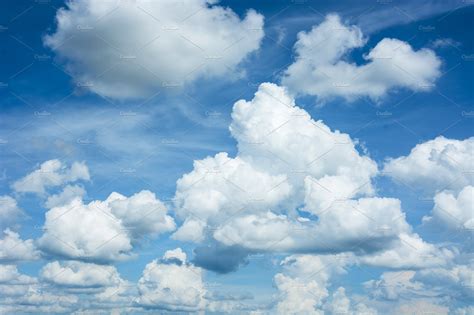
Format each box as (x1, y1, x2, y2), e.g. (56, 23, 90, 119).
(0, 0, 473, 314)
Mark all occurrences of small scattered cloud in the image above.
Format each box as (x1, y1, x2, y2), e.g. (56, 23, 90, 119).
(431, 38, 462, 49)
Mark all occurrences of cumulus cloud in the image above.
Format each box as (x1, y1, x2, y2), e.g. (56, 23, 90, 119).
(109, 190, 176, 241)
(425, 185, 474, 230)
(171, 218, 206, 242)
(92, 280, 137, 310)
(0, 265, 78, 314)
(281, 14, 441, 102)
(0, 265, 36, 285)
(0, 262, 131, 313)
(274, 254, 351, 314)
(136, 248, 206, 312)
(38, 194, 132, 262)
(274, 254, 376, 314)
(12, 160, 90, 195)
(174, 83, 393, 255)
(38, 190, 175, 262)
(0, 196, 24, 230)
(170, 82, 449, 274)
(364, 260, 473, 311)
(45, 0, 264, 99)
(40, 261, 123, 289)
(360, 233, 455, 269)
(173, 152, 292, 242)
(229, 83, 378, 192)
(213, 198, 410, 253)
(383, 136, 474, 195)
(45, 184, 86, 209)
(1, 262, 135, 314)
(0, 229, 40, 262)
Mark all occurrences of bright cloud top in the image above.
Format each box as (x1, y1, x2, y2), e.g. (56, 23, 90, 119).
(426, 185, 474, 230)
(172, 83, 448, 271)
(383, 136, 474, 195)
(45, 0, 264, 99)
(282, 14, 442, 102)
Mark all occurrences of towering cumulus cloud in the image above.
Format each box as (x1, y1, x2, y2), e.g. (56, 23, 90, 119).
(45, 0, 264, 99)
(282, 14, 441, 102)
(173, 83, 448, 271)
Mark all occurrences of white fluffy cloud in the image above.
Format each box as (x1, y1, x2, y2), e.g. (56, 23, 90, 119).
(0, 262, 135, 314)
(173, 152, 292, 241)
(38, 190, 175, 262)
(40, 261, 122, 288)
(274, 254, 351, 314)
(425, 185, 474, 230)
(12, 160, 90, 195)
(213, 197, 410, 253)
(0, 229, 40, 262)
(0, 265, 36, 285)
(45, 0, 264, 99)
(174, 83, 396, 255)
(229, 83, 378, 193)
(0, 196, 24, 230)
(38, 194, 132, 262)
(109, 190, 176, 241)
(136, 248, 206, 312)
(274, 254, 376, 315)
(0, 265, 79, 314)
(172, 83, 451, 274)
(360, 233, 455, 269)
(282, 14, 441, 101)
(383, 136, 474, 195)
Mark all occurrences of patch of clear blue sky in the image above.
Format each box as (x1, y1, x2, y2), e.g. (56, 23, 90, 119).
(0, 0, 472, 303)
